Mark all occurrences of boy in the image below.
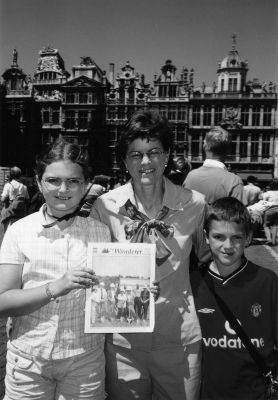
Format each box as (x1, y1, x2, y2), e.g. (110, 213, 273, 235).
(191, 197, 278, 400)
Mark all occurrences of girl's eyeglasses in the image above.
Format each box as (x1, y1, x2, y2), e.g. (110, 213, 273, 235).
(42, 178, 85, 190)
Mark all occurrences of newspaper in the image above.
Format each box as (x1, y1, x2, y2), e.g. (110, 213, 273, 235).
(85, 242, 156, 333)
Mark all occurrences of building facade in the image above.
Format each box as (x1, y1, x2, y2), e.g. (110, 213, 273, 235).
(1, 39, 277, 182)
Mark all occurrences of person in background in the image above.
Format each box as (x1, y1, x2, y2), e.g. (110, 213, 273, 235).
(0, 139, 111, 400)
(140, 286, 150, 321)
(244, 175, 261, 206)
(116, 287, 127, 322)
(184, 127, 246, 205)
(0, 166, 29, 232)
(113, 175, 127, 189)
(98, 281, 108, 321)
(126, 287, 136, 322)
(262, 181, 278, 246)
(167, 156, 192, 186)
(92, 109, 209, 400)
(134, 283, 143, 319)
(191, 197, 278, 400)
(88, 183, 106, 197)
(107, 283, 117, 318)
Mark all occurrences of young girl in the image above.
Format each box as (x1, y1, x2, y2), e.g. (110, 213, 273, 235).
(0, 139, 111, 400)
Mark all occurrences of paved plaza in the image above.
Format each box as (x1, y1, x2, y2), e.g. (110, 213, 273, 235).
(245, 241, 278, 276)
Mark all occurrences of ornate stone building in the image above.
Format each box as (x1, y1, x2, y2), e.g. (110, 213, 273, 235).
(1, 49, 40, 172)
(147, 59, 192, 159)
(1, 38, 277, 182)
(188, 36, 277, 182)
(106, 61, 150, 169)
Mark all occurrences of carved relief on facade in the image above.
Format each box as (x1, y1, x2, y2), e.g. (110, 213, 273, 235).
(220, 107, 242, 129)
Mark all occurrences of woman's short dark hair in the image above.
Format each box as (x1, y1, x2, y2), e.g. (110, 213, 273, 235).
(35, 139, 90, 181)
(204, 197, 252, 236)
(116, 109, 174, 160)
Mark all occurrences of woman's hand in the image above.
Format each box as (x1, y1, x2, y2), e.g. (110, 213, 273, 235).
(150, 280, 160, 302)
(52, 268, 98, 297)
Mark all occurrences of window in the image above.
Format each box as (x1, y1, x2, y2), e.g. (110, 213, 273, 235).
(11, 80, 17, 90)
(192, 106, 200, 126)
(66, 93, 75, 103)
(42, 110, 50, 123)
(169, 85, 177, 98)
(52, 108, 60, 124)
(262, 133, 271, 159)
(79, 111, 88, 129)
(119, 88, 125, 102)
(214, 106, 222, 125)
(239, 140, 248, 159)
(176, 127, 185, 142)
(252, 106, 260, 126)
(79, 93, 88, 104)
(203, 106, 211, 126)
(65, 111, 75, 129)
(241, 106, 249, 126)
(91, 93, 97, 104)
(159, 105, 167, 118)
(177, 105, 186, 121)
(220, 79, 224, 91)
(108, 126, 117, 142)
(228, 78, 238, 92)
(227, 133, 237, 161)
(168, 105, 176, 121)
(251, 136, 259, 161)
(263, 106, 272, 126)
(191, 138, 200, 160)
(118, 107, 125, 119)
(108, 107, 117, 119)
(128, 88, 135, 103)
(158, 86, 167, 97)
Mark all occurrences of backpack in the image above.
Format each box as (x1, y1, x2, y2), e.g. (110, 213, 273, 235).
(1, 183, 28, 223)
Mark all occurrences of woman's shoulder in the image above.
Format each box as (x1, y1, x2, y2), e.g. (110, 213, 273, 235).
(171, 179, 206, 204)
(95, 182, 132, 208)
(162, 177, 206, 211)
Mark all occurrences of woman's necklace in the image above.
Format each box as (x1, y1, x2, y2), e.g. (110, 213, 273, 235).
(133, 192, 163, 219)
(132, 181, 164, 218)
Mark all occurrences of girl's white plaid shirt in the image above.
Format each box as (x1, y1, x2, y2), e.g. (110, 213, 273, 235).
(0, 205, 111, 360)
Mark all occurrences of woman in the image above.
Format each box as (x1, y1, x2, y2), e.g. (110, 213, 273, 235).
(0, 140, 110, 400)
(92, 109, 209, 400)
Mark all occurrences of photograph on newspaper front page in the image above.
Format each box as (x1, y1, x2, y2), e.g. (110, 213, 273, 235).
(85, 242, 156, 333)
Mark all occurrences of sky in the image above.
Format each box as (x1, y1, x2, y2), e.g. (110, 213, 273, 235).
(0, 0, 278, 87)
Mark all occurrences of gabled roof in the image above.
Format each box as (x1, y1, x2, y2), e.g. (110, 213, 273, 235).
(61, 75, 105, 88)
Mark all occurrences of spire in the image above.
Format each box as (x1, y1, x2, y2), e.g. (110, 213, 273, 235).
(231, 33, 237, 51)
(12, 49, 18, 68)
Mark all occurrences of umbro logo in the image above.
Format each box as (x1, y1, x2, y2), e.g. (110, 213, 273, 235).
(198, 308, 215, 314)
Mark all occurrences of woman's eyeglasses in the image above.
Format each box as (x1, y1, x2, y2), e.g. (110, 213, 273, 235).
(42, 178, 85, 190)
(126, 149, 165, 162)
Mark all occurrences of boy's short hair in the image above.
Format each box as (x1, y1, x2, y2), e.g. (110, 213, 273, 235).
(204, 197, 252, 236)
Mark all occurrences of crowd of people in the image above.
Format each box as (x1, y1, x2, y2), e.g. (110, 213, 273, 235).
(0, 109, 277, 400)
(89, 282, 150, 325)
